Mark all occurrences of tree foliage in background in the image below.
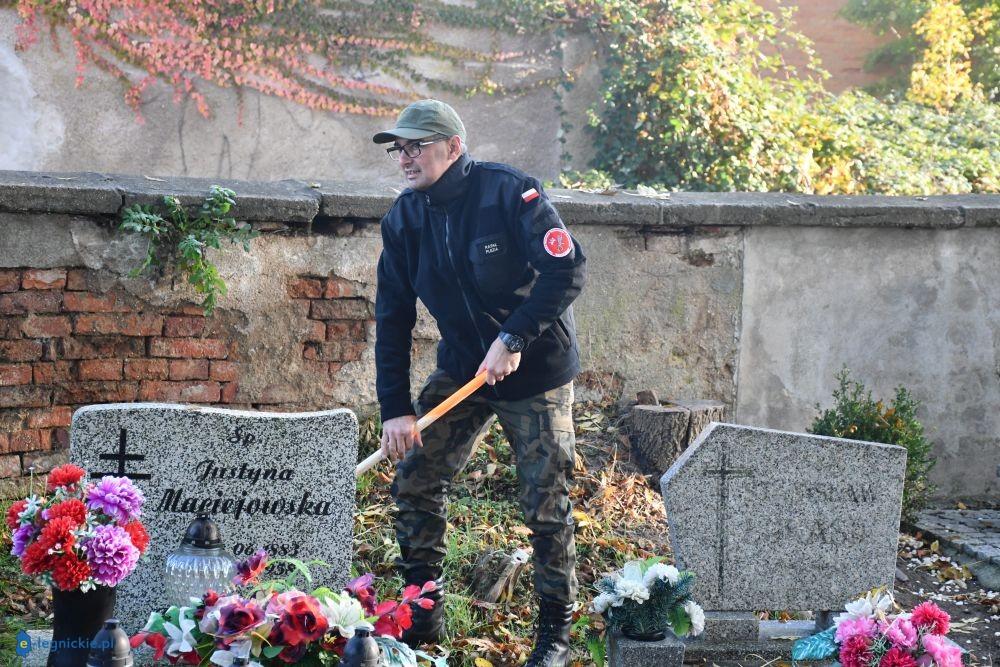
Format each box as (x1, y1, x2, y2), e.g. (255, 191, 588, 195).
(809, 368, 936, 524)
(841, 0, 998, 103)
(3, 0, 998, 194)
(564, 0, 999, 193)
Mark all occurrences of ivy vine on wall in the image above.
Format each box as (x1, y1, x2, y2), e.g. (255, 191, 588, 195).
(3, 0, 562, 121)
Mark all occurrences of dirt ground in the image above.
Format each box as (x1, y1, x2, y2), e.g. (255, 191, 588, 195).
(894, 532, 999, 665)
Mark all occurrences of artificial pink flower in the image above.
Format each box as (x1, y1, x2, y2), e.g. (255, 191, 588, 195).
(911, 601, 950, 635)
(922, 633, 962, 667)
(835, 615, 877, 643)
(881, 616, 918, 649)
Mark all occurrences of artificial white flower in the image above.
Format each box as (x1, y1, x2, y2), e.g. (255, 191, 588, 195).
(317, 592, 368, 639)
(643, 563, 680, 587)
(834, 590, 894, 627)
(615, 578, 650, 604)
(592, 591, 620, 614)
(684, 600, 705, 637)
(163, 609, 197, 656)
(210, 640, 261, 667)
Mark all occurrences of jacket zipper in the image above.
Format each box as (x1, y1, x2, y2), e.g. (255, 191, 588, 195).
(443, 207, 499, 397)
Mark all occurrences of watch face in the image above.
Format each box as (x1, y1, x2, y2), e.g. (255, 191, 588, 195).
(503, 334, 524, 352)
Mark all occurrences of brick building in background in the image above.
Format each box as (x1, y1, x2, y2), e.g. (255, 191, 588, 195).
(757, 0, 899, 92)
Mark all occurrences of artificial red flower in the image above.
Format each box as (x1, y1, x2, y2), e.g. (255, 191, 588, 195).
(195, 589, 220, 620)
(123, 520, 149, 554)
(346, 573, 377, 614)
(839, 634, 874, 667)
(320, 634, 347, 657)
(373, 599, 413, 639)
(51, 552, 91, 591)
(20, 541, 55, 575)
(880, 646, 918, 667)
(130, 631, 167, 661)
(217, 600, 267, 645)
(21, 516, 77, 574)
(401, 581, 437, 610)
(272, 594, 329, 645)
(46, 464, 86, 492)
(910, 601, 950, 635)
(171, 649, 201, 665)
(6, 499, 27, 530)
(274, 643, 309, 664)
(45, 499, 87, 527)
(233, 549, 267, 586)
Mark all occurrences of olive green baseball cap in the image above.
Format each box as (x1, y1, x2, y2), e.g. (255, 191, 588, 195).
(372, 99, 466, 144)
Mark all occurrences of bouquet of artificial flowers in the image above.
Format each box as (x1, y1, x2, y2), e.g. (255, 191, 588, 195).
(792, 590, 964, 667)
(6, 464, 149, 591)
(592, 557, 705, 639)
(131, 550, 443, 666)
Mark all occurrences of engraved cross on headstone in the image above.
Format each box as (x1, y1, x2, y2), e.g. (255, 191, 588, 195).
(93, 428, 151, 480)
(704, 448, 752, 596)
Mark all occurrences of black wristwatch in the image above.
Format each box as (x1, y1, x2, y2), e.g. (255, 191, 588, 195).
(498, 332, 525, 353)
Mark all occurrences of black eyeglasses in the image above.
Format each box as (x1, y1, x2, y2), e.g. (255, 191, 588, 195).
(386, 137, 447, 160)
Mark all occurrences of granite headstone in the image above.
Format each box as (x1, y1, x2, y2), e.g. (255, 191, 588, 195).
(71, 403, 358, 633)
(661, 422, 906, 611)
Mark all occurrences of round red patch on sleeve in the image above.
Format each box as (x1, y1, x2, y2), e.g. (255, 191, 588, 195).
(543, 228, 572, 257)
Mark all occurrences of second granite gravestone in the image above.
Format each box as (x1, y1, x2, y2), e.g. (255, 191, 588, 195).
(661, 422, 906, 611)
(71, 403, 358, 633)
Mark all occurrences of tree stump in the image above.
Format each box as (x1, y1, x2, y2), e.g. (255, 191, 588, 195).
(626, 399, 726, 480)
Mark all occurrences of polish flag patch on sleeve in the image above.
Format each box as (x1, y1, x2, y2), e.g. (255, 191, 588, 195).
(521, 188, 540, 203)
(543, 228, 573, 258)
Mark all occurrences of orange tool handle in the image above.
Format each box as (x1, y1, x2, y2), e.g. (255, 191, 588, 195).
(355, 371, 488, 477)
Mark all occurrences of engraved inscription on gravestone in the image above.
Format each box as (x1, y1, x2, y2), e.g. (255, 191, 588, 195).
(661, 423, 906, 612)
(72, 403, 359, 633)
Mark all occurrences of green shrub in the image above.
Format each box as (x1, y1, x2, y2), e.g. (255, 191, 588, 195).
(120, 186, 259, 316)
(809, 368, 935, 523)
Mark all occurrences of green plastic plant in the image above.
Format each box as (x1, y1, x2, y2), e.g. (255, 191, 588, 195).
(120, 186, 259, 315)
(810, 367, 936, 523)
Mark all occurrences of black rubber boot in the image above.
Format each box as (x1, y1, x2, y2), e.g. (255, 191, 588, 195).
(525, 598, 574, 667)
(400, 577, 445, 648)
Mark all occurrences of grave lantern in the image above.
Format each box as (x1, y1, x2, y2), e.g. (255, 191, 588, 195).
(163, 514, 237, 606)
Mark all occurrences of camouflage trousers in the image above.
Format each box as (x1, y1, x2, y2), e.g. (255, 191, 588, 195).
(391, 369, 578, 605)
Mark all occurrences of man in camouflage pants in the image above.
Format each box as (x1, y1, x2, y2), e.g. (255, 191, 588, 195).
(372, 100, 586, 667)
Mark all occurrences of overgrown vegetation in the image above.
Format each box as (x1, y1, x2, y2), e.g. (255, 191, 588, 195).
(6, 1, 996, 195)
(809, 367, 936, 523)
(841, 0, 998, 103)
(559, 0, 999, 194)
(352, 402, 670, 666)
(119, 186, 259, 315)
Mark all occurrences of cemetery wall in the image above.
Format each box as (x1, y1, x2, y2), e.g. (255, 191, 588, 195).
(0, 171, 997, 502)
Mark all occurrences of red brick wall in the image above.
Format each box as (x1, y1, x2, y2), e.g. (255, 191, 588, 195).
(0, 267, 376, 498)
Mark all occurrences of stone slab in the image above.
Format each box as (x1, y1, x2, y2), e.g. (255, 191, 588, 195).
(70, 402, 358, 634)
(113, 173, 321, 223)
(699, 612, 759, 643)
(683, 620, 817, 664)
(661, 423, 905, 611)
(318, 180, 399, 219)
(607, 630, 685, 666)
(0, 170, 122, 214)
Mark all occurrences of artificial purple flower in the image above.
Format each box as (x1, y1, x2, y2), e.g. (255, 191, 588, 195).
(233, 549, 268, 586)
(11, 523, 36, 557)
(86, 476, 145, 524)
(84, 524, 139, 586)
